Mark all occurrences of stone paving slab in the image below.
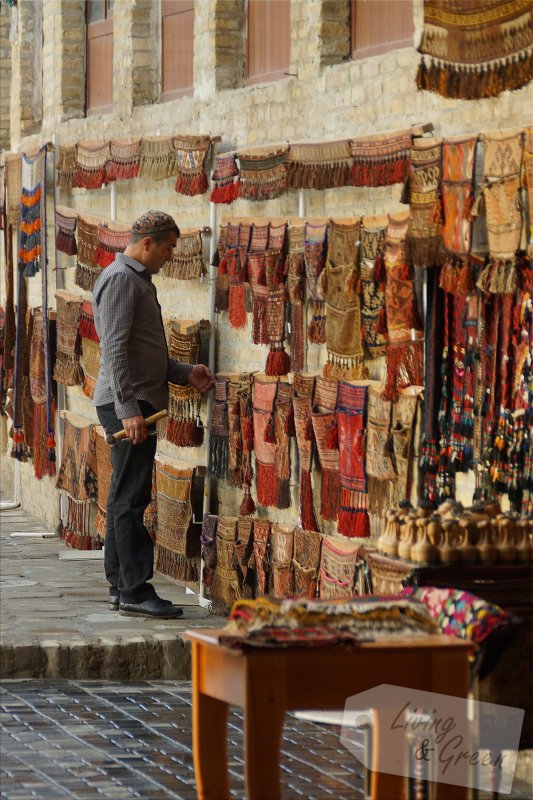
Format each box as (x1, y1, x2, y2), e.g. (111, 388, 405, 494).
(0, 507, 225, 680)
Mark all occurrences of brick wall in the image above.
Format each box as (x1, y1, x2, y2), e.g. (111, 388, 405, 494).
(1, 0, 532, 531)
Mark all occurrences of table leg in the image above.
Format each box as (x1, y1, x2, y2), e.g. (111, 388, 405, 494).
(192, 642, 231, 800)
(370, 707, 407, 800)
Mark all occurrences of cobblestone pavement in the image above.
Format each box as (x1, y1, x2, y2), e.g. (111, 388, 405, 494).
(1, 680, 367, 800)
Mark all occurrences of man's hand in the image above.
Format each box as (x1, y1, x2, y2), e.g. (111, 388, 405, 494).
(188, 364, 215, 393)
(121, 415, 148, 445)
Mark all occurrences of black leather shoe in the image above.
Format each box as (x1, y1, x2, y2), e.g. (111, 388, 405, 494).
(119, 598, 184, 619)
(109, 589, 174, 611)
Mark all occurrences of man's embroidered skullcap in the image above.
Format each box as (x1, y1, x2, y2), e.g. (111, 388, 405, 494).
(131, 210, 179, 236)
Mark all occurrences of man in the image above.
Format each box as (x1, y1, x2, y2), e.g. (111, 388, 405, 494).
(93, 210, 213, 618)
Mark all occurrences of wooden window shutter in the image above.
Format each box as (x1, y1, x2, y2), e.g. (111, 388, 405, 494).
(246, 0, 290, 85)
(86, 0, 114, 115)
(351, 0, 413, 60)
(161, 0, 194, 100)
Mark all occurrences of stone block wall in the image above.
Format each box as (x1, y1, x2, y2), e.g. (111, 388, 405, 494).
(1, 0, 532, 532)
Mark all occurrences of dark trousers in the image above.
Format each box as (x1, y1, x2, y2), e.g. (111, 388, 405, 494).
(96, 401, 158, 603)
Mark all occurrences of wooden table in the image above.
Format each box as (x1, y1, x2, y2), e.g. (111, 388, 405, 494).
(185, 629, 476, 800)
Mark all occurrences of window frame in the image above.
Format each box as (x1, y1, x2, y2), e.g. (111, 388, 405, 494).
(160, 0, 195, 102)
(350, 0, 414, 61)
(85, 0, 114, 116)
(245, 0, 291, 86)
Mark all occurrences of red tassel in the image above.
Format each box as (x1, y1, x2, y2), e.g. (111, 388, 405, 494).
(284, 406, 296, 436)
(256, 461, 279, 507)
(265, 347, 291, 376)
(210, 181, 239, 204)
(78, 317, 99, 342)
(305, 418, 314, 441)
(264, 414, 276, 444)
(300, 469, 319, 532)
(325, 417, 338, 450)
(229, 284, 248, 329)
(321, 469, 340, 522)
(239, 486, 256, 516)
(106, 161, 140, 182)
(175, 172, 208, 196)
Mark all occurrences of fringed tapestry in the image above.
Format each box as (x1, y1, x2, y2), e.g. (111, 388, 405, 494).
(253, 375, 279, 508)
(336, 382, 370, 538)
(440, 136, 477, 293)
(229, 223, 252, 330)
(55, 144, 76, 190)
(11, 266, 29, 461)
(139, 137, 176, 180)
(475, 130, 524, 294)
(238, 376, 255, 516)
(95, 222, 130, 268)
(5, 154, 21, 225)
(274, 380, 294, 509)
(53, 290, 84, 387)
(360, 221, 387, 358)
(168, 318, 201, 363)
(286, 139, 351, 190)
(311, 376, 340, 523)
(366, 386, 396, 515)
(304, 221, 328, 344)
(201, 514, 217, 591)
(209, 375, 230, 479)
(55, 206, 77, 256)
(417, 0, 533, 99)
(210, 153, 239, 204)
(292, 373, 319, 531)
(214, 223, 228, 308)
(237, 146, 288, 201)
(403, 138, 444, 268)
(248, 249, 269, 345)
(166, 383, 204, 447)
(234, 517, 255, 599)
(173, 135, 211, 196)
(265, 247, 290, 376)
(106, 138, 141, 182)
(287, 224, 306, 372)
(270, 523, 295, 599)
(75, 215, 100, 291)
(227, 374, 245, 488)
(163, 229, 206, 280)
(210, 516, 240, 613)
(21, 311, 34, 456)
(250, 519, 271, 597)
(56, 413, 97, 549)
(389, 392, 419, 508)
(154, 455, 198, 582)
(20, 147, 47, 277)
(94, 426, 112, 541)
(3, 223, 16, 374)
(318, 219, 366, 380)
(525, 127, 533, 257)
(350, 129, 411, 187)
(80, 338, 100, 401)
(292, 527, 322, 600)
(374, 214, 424, 400)
(29, 309, 56, 479)
(74, 141, 110, 189)
(319, 536, 358, 600)
(269, 221, 288, 252)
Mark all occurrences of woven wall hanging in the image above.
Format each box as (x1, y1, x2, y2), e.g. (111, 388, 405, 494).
(265, 246, 291, 376)
(270, 523, 295, 599)
(75, 215, 100, 291)
(525, 127, 533, 257)
(55, 206, 77, 256)
(292, 372, 319, 532)
(210, 515, 240, 612)
(389, 392, 419, 508)
(166, 383, 204, 447)
(360, 219, 387, 358)
(93, 426, 112, 541)
(154, 455, 199, 582)
(304, 221, 328, 344)
(366, 385, 396, 514)
(139, 137, 176, 180)
(210, 152, 240, 204)
(74, 141, 110, 189)
(350, 129, 411, 187)
(253, 374, 279, 508)
(53, 290, 84, 387)
(319, 535, 358, 600)
(311, 376, 340, 523)
(403, 137, 444, 268)
(237, 146, 288, 201)
(5, 154, 21, 226)
(55, 144, 76, 190)
(56, 413, 97, 549)
(173, 135, 211, 196)
(287, 223, 306, 372)
(20, 147, 47, 277)
(29, 309, 56, 479)
(286, 139, 351, 190)
(163, 229, 206, 280)
(95, 222, 130, 268)
(201, 514, 217, 592)
(234, 516, 255, 599)
(250, 519, 271, 597)
(106, 138, 141, 182)
(11, 248, 30, 460)
(292, 526, 322, 600)
(209, 374, 230, 479)
(336, 382, 370, 538)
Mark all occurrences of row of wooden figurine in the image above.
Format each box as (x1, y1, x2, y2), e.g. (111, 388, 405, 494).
(376, 500, 533, 565)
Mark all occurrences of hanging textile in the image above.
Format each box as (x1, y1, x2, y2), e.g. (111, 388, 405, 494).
(106, 138, 141, 182)
(250, 519, 271, 597)
(366, 386, 396, 515)
(210, 515, 240, 611)
(209, 374, 230, 479)
(248, 249, 269, 346)
(274, 379, 294, 509)
(237, 146, 288, 201)
(286, 139, 351, 190)
(304, 221, 328, 344)
(56, 413, 97, 549)
(75, 215, 100, 291)
(374, 214, 424, 400)
(94, 426, 111, 541)
(270, 524, 295, 599)
(389, 392, 419, 508)
(319, 535, 358, 600)
(475, 130, 525, 293)
(78, 302, 100, 399)
(234, 517, 255, 599)
(287, 223, 306, 372)
(229, 223, 252, 330)
(403, 137, 444, 268)
(227, 374, 245, 488)
(154, 455, 199, 582)
(0, 165, 4, 231)
(439, 136, 478, 293)
(360, 219, 387, 358)
(292, 527, 322, 600)
(417, 0, 533, 99)
(55, 144, 76, 190)
(350, 129, 411, 187)
(53, 290, 84, 387)
(292, 372, 319, 532)
(55, 206, 77, 256)
(5, 154, 21, 226)
(253, 374, 278, 508)
(311, 376, 340, 523)
(11, 261, 29, 460)
(336, 382, 370, 538)
(173, 134, 211, 196)
(166, 383, 203, 447)
(210, 152, 240, 204)
(20, 147, 47, 278)
(163, 229, 206, 280)
(214, 223, 229, 311)
(318, 219, 366, 380)
(525, 127, 533, 257)
(3, 223, 16, 374)
(94, 222, 130, 268)
(74, 141, 109, 189)
(238, 375, 255, 516)
(29, 309, 56, 479)
(167, 318, 201, 363)
(201, 514, 218, 592)
(265, 246, 291, 376)
(139, 137, 176, 180)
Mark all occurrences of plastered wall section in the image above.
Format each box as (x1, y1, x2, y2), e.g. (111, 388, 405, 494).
(1, 0, 532, 533)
